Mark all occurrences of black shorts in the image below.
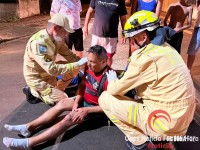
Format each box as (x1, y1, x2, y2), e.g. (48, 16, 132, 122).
(168, 31, 183, 54)
(65, 28, 84, 51)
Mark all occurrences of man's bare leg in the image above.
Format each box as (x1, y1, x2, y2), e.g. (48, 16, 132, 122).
(3, 111, 78, 149)
(29, 111, 77, 147)
(4, 98, 74, 135)
(187, 55, 196, 72)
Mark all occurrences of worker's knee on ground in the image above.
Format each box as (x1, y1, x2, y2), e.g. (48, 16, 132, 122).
(99, 91, 109, 110)
(42, 95, 55, 105)
(30, 88, 40, 98)
(42, 88, 68, 105)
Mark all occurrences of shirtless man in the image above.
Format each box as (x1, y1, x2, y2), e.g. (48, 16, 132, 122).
(164, 0, 193, 54)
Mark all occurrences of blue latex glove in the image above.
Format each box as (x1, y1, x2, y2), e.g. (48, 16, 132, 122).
(106, 70, 118, 83)
(78, 57, 88, 66)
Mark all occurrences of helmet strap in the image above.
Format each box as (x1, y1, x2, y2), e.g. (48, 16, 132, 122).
(134, 37, 147, 49)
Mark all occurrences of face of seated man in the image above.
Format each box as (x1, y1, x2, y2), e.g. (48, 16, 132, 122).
(87, 52, 107, 73)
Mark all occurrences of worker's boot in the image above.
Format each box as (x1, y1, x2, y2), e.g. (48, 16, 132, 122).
(22, 86, 41, 104)
(125, 136, 157, 150)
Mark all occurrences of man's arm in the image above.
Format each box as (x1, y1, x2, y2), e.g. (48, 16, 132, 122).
(83, 7, 94, 38)
(155, 0, 163, 17)
(120, 15, 127, 44)
(174, 6, 193, 33)
(72, 78, 103, 122)
(131, 0, 138, 15)
(72, 79, 86, 111)
(84, 106, 103, 113)
(164, 5, 172, 26)
(73, 77, 103, 113)
(72, 105, 103, 122)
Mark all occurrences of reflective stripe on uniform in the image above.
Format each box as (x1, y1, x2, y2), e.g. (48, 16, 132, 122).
(42, 95, 53, 105)
(128, 104, 138, 126)
(110, 115, 120, 123)
(41, 87, 51, 96)
(40, 72, 49, 77)
(67, 63, 74, 72)
(142, 44, 158, 55)
(34, 32, 41, 40)
(151, 116, 169, 134)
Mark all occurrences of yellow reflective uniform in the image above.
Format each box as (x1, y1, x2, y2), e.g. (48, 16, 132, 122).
(23, 29, 80, 104)
(99, 43, 196, 145)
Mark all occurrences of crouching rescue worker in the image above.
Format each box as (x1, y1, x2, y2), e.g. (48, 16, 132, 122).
(99, 11, 196, 150)
(23, 13, 88, 105)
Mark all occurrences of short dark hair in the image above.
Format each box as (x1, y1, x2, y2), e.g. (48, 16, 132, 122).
(87, 45, 108, 60)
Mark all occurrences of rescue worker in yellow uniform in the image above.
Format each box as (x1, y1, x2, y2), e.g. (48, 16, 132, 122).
(99, 11, 196, 149)
(23, 13, 88, 105)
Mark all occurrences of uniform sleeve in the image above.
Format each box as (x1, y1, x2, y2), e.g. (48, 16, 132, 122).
(107, 54, 157, 96)
(118, 0, 127, 16)
(58, 42, 80, 63)
(50, 0, 61, 14)
(30, 41, 79, 76)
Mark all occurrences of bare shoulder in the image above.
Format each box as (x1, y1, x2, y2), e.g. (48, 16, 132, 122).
(188, 5, 193, 10)
(168, 2, 179, 8)
(186, 4, 193, 12)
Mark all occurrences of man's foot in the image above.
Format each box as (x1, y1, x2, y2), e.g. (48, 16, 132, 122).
(4, 124, 31, 137)
(22, 86, 41, 104)
(3, 137, 29, 149)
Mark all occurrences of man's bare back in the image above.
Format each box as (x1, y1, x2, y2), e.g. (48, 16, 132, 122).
(164, 0, 193, 33)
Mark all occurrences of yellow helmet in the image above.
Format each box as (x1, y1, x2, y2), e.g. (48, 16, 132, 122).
(123, 10, 160, 38)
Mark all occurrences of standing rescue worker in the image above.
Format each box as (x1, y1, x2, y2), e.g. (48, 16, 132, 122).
(23, 13, 87, 105)
(99, 11, 196, 149)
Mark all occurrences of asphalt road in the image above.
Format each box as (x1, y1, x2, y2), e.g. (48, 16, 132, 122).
(0, 38, 28, 122)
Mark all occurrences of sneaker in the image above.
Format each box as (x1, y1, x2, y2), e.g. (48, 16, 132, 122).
(22, 86, 41, 104)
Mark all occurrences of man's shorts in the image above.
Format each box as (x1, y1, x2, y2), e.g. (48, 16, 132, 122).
(78, 99, 107, 119)
(91, 34, 118, 58)
(79, 99, 97, 107)
(187, 27, 200, 55)
(65, 28, 84, 51)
